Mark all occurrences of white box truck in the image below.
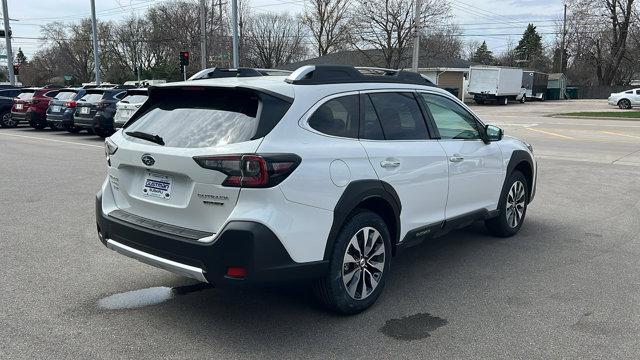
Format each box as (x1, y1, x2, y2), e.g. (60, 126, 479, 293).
(468, 66, 526, 105)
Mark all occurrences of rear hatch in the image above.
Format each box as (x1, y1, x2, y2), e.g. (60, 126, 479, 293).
(12, 90, 35, 113)
(75, 90, 104, 120)
(47, 90, 78, 115)
(107, 86, 292, 234)
(114, 90, 148, 126)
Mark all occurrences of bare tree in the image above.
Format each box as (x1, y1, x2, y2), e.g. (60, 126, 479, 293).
(352, 0, 450, 69)
(301, 0, 352, 56)
(244, 13, 308, 68)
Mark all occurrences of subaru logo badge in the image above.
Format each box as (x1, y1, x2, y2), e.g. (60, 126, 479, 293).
(141, 154, 155, 166)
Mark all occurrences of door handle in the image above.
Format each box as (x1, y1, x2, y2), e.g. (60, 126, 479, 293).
(449, 155, 464, 163)
(380, 160, 400, 168)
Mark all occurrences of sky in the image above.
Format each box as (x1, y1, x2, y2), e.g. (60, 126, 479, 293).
(3, 0, 564, 60)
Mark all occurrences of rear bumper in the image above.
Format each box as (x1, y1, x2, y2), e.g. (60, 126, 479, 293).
(95, 192, 328, 284)
(10, 111, 26, 122)
(74, 114, 94, 129)
(47, 110, 74, 125)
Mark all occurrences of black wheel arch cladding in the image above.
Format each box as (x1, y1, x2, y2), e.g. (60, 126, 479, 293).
(324, 180, 401, 260)
(504, 150, 534, 203)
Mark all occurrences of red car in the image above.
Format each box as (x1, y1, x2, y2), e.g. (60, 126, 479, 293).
(10, 86, 61, 129)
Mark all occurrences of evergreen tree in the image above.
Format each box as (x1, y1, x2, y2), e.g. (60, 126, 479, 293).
(15, 48, 27, 65)
(514, 24, 543, 67)
(470, 41, 494, 65)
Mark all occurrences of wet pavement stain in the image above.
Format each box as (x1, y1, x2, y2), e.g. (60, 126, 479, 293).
(380, 313, 448, 341)
(98, 283, 213, 310)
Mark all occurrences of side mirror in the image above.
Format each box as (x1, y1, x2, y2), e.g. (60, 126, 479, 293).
(485, 124, 503, 142)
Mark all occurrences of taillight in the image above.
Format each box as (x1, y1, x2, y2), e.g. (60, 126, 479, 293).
(65, 100, 77, 108)
(193, 154, 301, 188)
(30, 99, 40, 104)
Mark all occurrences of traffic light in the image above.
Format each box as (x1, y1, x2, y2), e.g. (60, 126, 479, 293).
(179, 51, 190, 66)
(0, 29, 11, 38)
(13, 64, 19, 75)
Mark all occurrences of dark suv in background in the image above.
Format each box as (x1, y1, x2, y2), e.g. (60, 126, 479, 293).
(73, 88, 126, 137)
(0, 88, 22, 128)
(46, 88, 87, 131)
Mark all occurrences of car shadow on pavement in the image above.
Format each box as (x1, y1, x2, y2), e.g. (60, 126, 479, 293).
(86, 217, 563, 355)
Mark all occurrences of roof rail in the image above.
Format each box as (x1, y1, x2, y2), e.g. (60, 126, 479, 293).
(285, 65, 434, 86)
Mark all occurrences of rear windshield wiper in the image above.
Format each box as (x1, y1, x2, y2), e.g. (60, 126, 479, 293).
(126, 131, 165, 146)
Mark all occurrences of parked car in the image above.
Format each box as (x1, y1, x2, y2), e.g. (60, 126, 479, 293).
(46, 88, 87, 131)
(608, 89, 640, 109)
(96, 65, 537, 314)
(188, 67, 292, 80)
(0, 88, 22, 128)
(469, 66, 526, 105)
(113, 88, 148, 129)
(10, 87, 61, 129)
(74, 88, 127, 137)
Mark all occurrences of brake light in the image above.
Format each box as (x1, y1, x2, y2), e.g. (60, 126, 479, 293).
(65, 100, 77, 108)
(29, 99, 40, 104)
(193, 154, 301, 188)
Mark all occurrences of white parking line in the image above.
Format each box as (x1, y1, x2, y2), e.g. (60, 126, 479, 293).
(0, 132, 103, 148)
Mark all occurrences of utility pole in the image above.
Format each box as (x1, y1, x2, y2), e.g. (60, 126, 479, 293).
(200, 0, 207, 70)
(219, 0, 224, 66)
(2, 0, 14, 86)
(231, 0, 239, 68)
(90, 0, 101, 85)
(559, 4, 567, 74)
(411, 0, 423, 72)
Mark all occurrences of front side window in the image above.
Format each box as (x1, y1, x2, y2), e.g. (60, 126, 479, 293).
(366, 92, 428, 140)
(420, 93, 481, 140)
(308, 95, 359, 138)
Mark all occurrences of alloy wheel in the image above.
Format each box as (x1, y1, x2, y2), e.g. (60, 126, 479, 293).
(342, 226, 386, 300)
(506, 180, 526, 228)
(3, 113, 15, 127)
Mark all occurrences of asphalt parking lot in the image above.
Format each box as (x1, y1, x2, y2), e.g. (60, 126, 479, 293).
(1, 99, 639, 359)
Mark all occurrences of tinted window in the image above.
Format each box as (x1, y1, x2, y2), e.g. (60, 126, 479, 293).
(125, 89, 260, 148)
(17, 92, 35, 100)
(420, 93, 481, 140)
(121, 94, 148, 104)
(0, 89, 20, 98)
(367, 92, 428, 140)
(308, 95, 359, 138)
(636, 90, 640, 95)
(55, 91, 77, 100)
(79, 93, 104, 102)
(360, 95, 384, 140)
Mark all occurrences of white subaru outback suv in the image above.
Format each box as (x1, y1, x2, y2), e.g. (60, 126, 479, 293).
(96, 65, 536, 314)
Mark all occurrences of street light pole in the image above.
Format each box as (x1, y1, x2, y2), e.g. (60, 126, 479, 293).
(200, 0, 207, 70)
(559, 4, 567, 73)
(231, 0, 239, 68)
(2, 0, 14, 85)
(90, 0, 101, 85)
(411, 0, 423, 72)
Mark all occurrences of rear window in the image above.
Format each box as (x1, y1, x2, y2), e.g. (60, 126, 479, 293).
(79, 93, 104, 102)
(0, 89, 20, 97)
(55, 91, 77, 100)
(18, 92, 35, 100)
(121, 94, 148, 104)
(125, 88, 291, 148)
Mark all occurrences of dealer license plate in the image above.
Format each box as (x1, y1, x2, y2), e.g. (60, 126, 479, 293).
(142, 172, 173, 199)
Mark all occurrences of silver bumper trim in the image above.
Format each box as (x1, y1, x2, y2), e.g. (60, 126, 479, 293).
(106, 239, 208, 283)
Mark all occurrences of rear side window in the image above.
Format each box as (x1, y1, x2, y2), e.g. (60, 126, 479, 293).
(55, 92, 77, 100)
(125, 88, 288, 148)
(366, 92, 428, 140)
(121, 94, 148, 104)
(17, 92, 35, 100)
(79, 93, 104, 102)
(308, 95, 359, 138)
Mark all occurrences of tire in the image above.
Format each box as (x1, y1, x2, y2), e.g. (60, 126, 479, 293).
(2, 112, 17, 128)
(66, 126, 80, 134)
(314, 210, 391, 315)
(49, 122, 61, 131)
(540, 94, 545, 102)
(618, 99, 632, 109)
(485, 171, 528, 237)
(31, 121, 46, 130)
(475, 99, 485, 105)
(520, 96, 526, 104)
(500, 97, 508, 105)
(94, 128, 113, 138)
